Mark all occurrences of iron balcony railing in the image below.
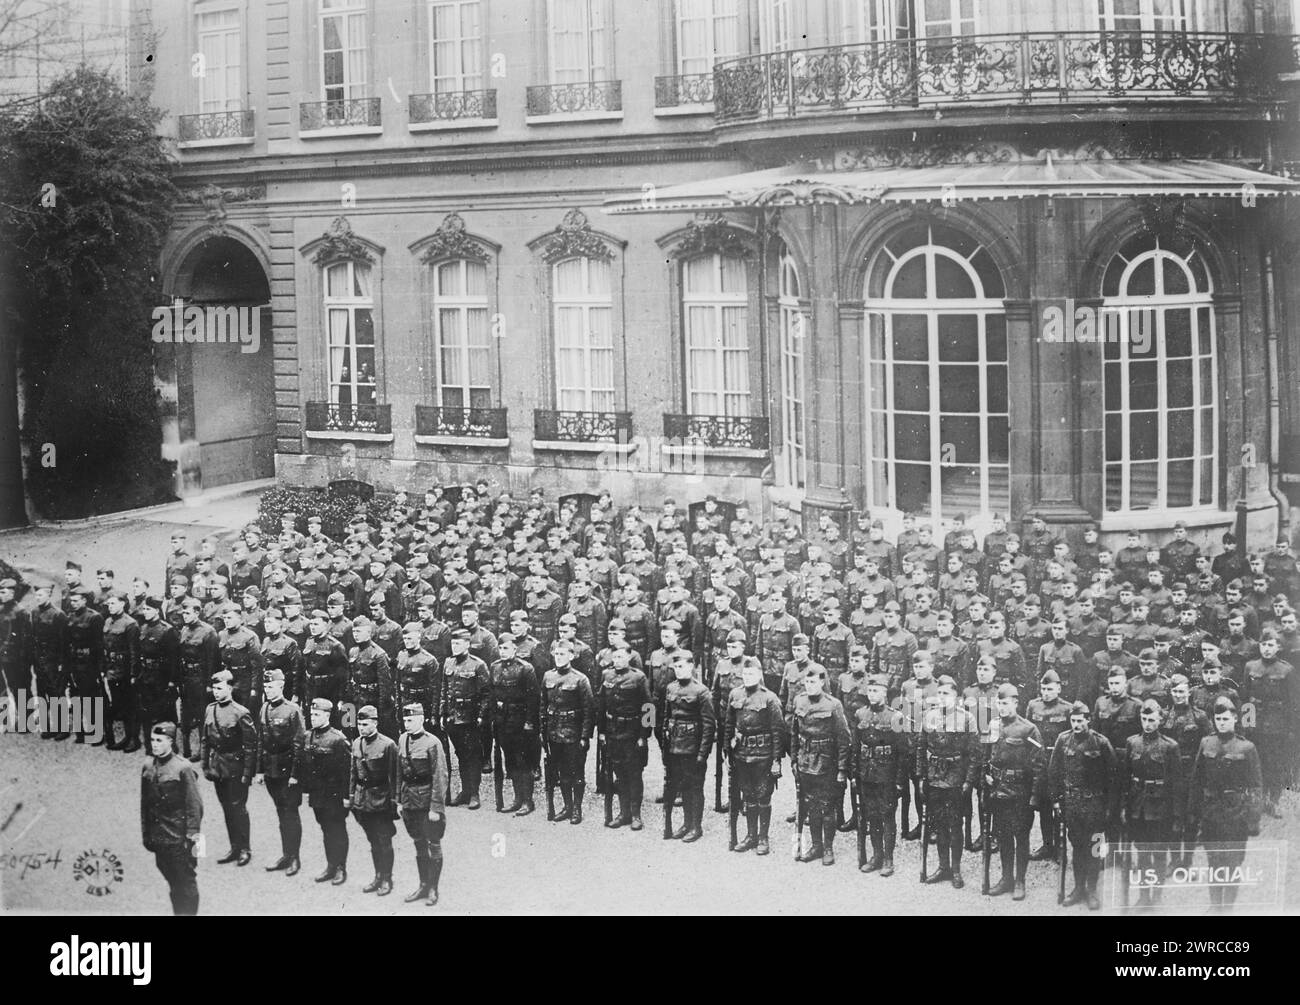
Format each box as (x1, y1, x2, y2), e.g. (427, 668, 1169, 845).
(178, 108, 255, 141)
(526, 80, 622, 116)
(714, 31, 1298, 122)
(533, 408, 632, 443)
(305, 401, 391, 435)
(415, 405, 508, 439)
(409, 88, 498, 123)
(664, 413, 770, 451)
(655, 71, 716, 107)
(299, 97, 382, 131)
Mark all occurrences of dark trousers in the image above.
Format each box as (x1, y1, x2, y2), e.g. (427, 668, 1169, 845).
(663, 753, 705, 829)
(354, 810, 396, 878)
(154, 846, 199, 915)
(69, 669, 101, 740)
(401, 809, 445, 890)
(609, 739, 645, 816)
(1065, 810, 1106, 890)
(446, 723, 482, 796)
(32, 661, 65, 704)
(1201, 823, 1249, 908)
(479, 716, 494, 772)
(180, 677, 207, 755)
(926, 786, 964, 870)
(1128, 816, 1174, 885)
(104, 676, 136, 744)
(214, 778, 250, 852)
(859, 781, 898, 861)
(313, 803, 349, 869)
(499, 727, 534, 804)
(136, 686, 175, 746)
(800, 773, 839, 850)
(734, 759, 776, 808)
(265, 777, 303, 858)
(992, 798, 1033, 882)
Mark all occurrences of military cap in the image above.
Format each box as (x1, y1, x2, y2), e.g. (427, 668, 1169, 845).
(935, 675, 957, 690)
(169, 574, 190, 587)
(65, 560, 81, 571)
(508, 608, 529, 622)
(327, 592, 346, 606)
(357, 705, 378, 722)
(1211, 697, 1237, 715)
(310, 697, 333, 713)
(450, 627, 471, 640)
(1005, 533, 1021, 544)
(417, 594, 438, 610)
(936, 609, 954, 622)
(1138, 648, 1156, 661)
(607, 618, 627, 632)
(1169, 673, 1190, 688)
(725, 629, 747, 644)
(309, 608, 329, 621)
(996, 683, 1020, 699)
(369, 591, 388, 606)
(860, 552, 880, 564)
(2, 578, 23, 591)
(1069, 701, 1090, 717)
(402, 702, 425, 717)
(141, 595, 163, 609)
(263, 668, 285, 684)
(211, 669, 234, 684)
(1024, 594, 1041, 606)
(558, 612, 578, 627)
(220, 603, 242, 618)
(1139, 698, 1163, 715)
(243, 585, 262, 599)
(401, 621, 422, 634)
(870, 519, 885, 530)
(1105, 625, 1125, 637)
(1154, 627, 1177, 642)
(821, 597, 840, 612)
(912, 649, 933, 663)
(866, 674, 889, 688)
(660, 619, 683, 633)
(608, 638, 630, 651)
(883, 600, 902, 613)
(497, 632, 516, 646)
(792, 633, 810, 646)
(264, 606, 284, 620)
(850, 645, 869, 658)
(1039, 669, 1061, 685)
(151, 721, 178, 739)
(181, 597, 203, 611)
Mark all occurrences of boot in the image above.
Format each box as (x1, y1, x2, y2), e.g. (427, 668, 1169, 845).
(1062, 886, 1086, 907)
(1086, 873, 1101, 910)
(606, 795, 629, 829)
(1012, 880, 1025, 901)
(1029, 843, 1055, 861)
(217, 848, 240, 865)
(681, 792, 703, 842)
(629, 795, 644, 831)
(861, 855, 882, 874)
(821, 820, 836, 865)
(734, 809, 758, 852)
(376, 877, 393, 897)
(314, 866, 338, 883)
(265, 856, 291, 872)
(331, 867, 347, 886)
(362, 874, 383, 894)
(797, 840, 824, 863)
(756, 808, 771, 856)
(405, 860, 430, 902)
(570, 783, 584, 824)
(662, 797, 676, 839)
(120, 738, 141, 754)
(554, 784, 572, 822)
(879, 857, 894, 877)
(236, 850, 251, 866)
(987, 875, 1014, 897)
(514, 798, 535, 817)
(466, 793, 480, 810)
(925, 866, 953, 884)
(951, 868, 964, 890)
(425, 859, 442, 906)
(838, 812, 858, 834)
(285, 857, 301, 877)
(546, 787, 558, 821)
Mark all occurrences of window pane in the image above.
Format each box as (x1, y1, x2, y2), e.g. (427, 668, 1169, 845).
(587, 257, 611, 296)
(893, 364, 930, 412)
(1198, 457, 1214, 506)
(1168, 409, 1194, 457)
(1197, 307, 1213, 354)
(1129, 361, 1158, 410)
(1129, 462, 1159, 510)
(938, 364, 979, 412)
(934, 255, 976, 299)
(892, 256, 927, 299)
(895, 463, 931, 515)
(937, 313, 978, 361)
(1166, 308, 1192, 357)
(355, 309, 374, 345)
(940, 465, 983, 512)
(1105, 464, 1123, 510)
(1126, 259, 1155, 297)
(939, 414, 980, 463)
(465, 260, 487, 296)
(894, 415, 930, 461)
(1199, 362, 1213, 407)
(1200, 407, 1214, 456)
(987, 366, 1008, 414)
(1130, 412, 1159, 461)
(327, 263, 349, 297)
(1105, 412, 1122, 462)
(436, 260, 462, 296)
(555, 258, 583, 295)
(1104, 361, 1121, 409)
(1167, 460, 1194, 507)
(720, 254, 746, 293)
(987, 417, 1009, 463)
(1162, 256, 1190, 295)
(1167, 359, 1192, 407)
(892, 315, 928, 360)
(986, 314, 1006, 361)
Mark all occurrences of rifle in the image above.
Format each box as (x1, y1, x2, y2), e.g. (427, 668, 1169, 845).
(919, 779, 930, 882)
(727, 750, 741, 850)
(601, 738, 614, 826)
(543, 737, 556, 821)
(714, 729, 725, 812)
(1056, 807, 1068, 905)
(595, 729, 605, 796)
(963, 785, 973, 852)
(492, 734, 504, 812)
(793, 764, 804, 860)
(980, 774, 992, 895)
(900, 769, 911, 837)
(851, 777, 865, 868)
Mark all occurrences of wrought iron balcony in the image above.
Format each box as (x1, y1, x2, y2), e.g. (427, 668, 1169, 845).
(299, 97, 382, 131)
(178, 108, 254, 142)
(533, 408, 632, 443)
(415, 405, 508, 440)
(409, 89, 497, 123)
(664, 413, 770, 451)
(655, 72, 716, 107)
(526, 80, 622, 116)
(714, 31, 1298, 123)
(305, 401, 391, 435)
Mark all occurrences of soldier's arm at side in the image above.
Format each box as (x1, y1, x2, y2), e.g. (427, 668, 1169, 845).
(699, 686, 718, 762)
(140, 767, 152, 849)
(833, 702, 851, 778)
(181, 761, 203, 842)
(238, 708, 258, 782)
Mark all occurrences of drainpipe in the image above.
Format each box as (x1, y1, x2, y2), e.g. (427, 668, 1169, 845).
(1263, 247, 1290, 533)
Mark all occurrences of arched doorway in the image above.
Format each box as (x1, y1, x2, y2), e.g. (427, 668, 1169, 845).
(165, 234, 275, 490)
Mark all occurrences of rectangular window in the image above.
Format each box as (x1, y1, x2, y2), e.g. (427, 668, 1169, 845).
(1098, 0, 1196, 32)
(196, 7, 242, 113)
(554, 257, 615, 412)
(675, 0, 739, 74)
(549, 0, 608, 84)
(430, 0, 482, 92)
(321, 0, 368, 103)
(761, 0, 793, 51)
(325, 261, 377, 409)
(919, 0, 978, 38)
(434, 259, 492, 410)
(842, 0, 913, 42)
(684, 254, 750, 417)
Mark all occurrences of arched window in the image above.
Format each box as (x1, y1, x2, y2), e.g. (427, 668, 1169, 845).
(864, 222, 1008, 520)
(432, 258, 491, 409)
(324, 259, 375, 410)
(776, 243, 806, 489)
(554, 256, 615, 412)
(1102, 233, 1216, 512)
(683, 252, 750, 416)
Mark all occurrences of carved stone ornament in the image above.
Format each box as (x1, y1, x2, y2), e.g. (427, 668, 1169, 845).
(312, 216, 375, 266)
(180, 182, 266, 235)
(537, 208, 613, 263)
(421, 212, 490, 264)
(672, 212, 755, 259)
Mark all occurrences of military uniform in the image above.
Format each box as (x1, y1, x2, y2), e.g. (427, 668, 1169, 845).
(757, 610, 799, 692)
(218, 623, 264, 721)
(301, 632, 349, 711)
(201, 687, 257, 861)
(1093, 691, 1142, 753)
(102, 610, 140, 748)
(915, 703, 978, 884)
(175, 617, 217, 757)
(852, 700, 906, 873)
(1164, 701, 1211, 775)
(541, 664, 596, 822)
(597, 665, 652, 827)
(348, 639, 396, 739)
(350, 719, 399, 893)
(724, 683, 786, 853)
(135, 617, 179, 745)
(258, 689, 306, 869)
(141, 729, 203, 914)
(1188, 728, 1263, 910)
(1241, 654, 1297, 806)
(1120, 728, 1186, 903)
(872, 626, 918, 697)
(440, 651, 491, 803)
(1025, 692, 1071, 856)
(983, 713, 1046, 897)
(1048, 722, 1116, 907)
(791, 690, 852, 863)
(490, 653, 540, 812)
(0, 594, 29, 700)
(659, 674, 717, 840)
(260, 632, 303, 705)
(398, 718, 449, 904)
(298, 708, 352, 879)
(30, 601, 65, 733)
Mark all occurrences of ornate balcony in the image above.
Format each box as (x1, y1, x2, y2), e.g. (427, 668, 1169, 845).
(533, 408, 631, 444)
(526, 80, 622, 118)
(415, 405, 508, 441)
(305, 401, 391, 436)
(178, 109, 254, 143)
(299, 97, 382, 131)
(655, 72, 716, 108)
(714, 32, 1298, 124)
(664, 413, 770, 451)
(409, 89, 497, 124)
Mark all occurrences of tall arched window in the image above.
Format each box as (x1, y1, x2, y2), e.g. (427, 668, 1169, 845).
(325, 259, 376, 410)
(554, 256, 615, 412)
(1102, 233, 1217, 512)
(683, 252, 750, 416)
(776, 243, 806, 489)
(432, 258, 491, 409)
(864, 223, 1008, 520)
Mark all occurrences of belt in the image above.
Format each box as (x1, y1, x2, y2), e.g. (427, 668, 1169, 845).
(805, 737, 832, 753)
(1133, 778, 1166, 792)
(862, 744, 894, 759)
(991, 766, 1027, 782)
(738, 733, 771, 749)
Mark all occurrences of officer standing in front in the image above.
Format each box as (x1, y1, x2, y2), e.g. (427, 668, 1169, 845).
(258, 668, 305, 875)
(398, 701, 449, 905)
(723, 658, 785, 855)
(659, 653, 715, 842)
(983, 683, 1045, 900)
(790, 664, 852, 865)
(141, 721, 203, 915)
(201, 669, 256, 866)
(1047, 701, 1116, 910)
(349, 704, 399, 896)
(915, 675, 977, 889)
(1119, 698, 1185, 908)
(299, 697, 351, 885)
